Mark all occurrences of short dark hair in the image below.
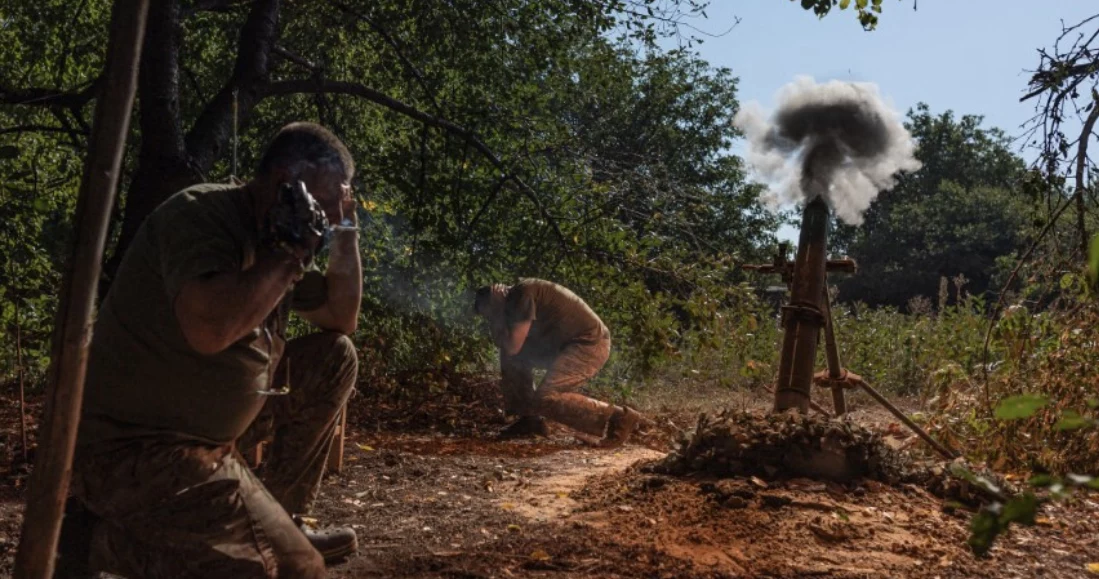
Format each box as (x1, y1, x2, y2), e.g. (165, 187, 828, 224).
(257, 122, 355, 181)
(473, 286, 493, 313)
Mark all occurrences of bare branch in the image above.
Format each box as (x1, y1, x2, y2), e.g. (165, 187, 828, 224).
(0, 79, 100, 108)
(0, 125, 88, 137)
(1074, 102, 1099, 255)
(272, 45, 317, 71)
(190, 0, 251, 13)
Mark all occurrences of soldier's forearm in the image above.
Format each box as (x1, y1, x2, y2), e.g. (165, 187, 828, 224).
(175, 248, 303, 354)
(322, 227, 362, 333)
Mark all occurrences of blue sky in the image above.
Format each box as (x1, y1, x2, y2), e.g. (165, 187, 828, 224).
(677, 0, 1096, 238)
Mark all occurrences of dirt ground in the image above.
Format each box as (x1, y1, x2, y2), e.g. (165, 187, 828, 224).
(1, 379, 1098, 578)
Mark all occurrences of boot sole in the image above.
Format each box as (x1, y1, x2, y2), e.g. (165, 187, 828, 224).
(318, 538, 359, 563)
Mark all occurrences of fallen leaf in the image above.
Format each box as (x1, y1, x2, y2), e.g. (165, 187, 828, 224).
(749, 476, 768, 489)
(356, 443, 374, 452)
(1087, 563, 1099, 574)
(530, 549, 551, 561)
(507, 524, 522, 534)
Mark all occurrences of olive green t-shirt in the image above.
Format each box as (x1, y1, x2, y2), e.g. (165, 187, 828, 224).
(503, 278, 608, 361)
(78, 183, 328, 447)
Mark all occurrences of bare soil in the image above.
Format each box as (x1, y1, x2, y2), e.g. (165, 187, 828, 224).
(1, 379, 1098, 578)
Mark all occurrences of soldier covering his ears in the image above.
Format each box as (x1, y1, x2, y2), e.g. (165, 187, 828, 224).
(70, 123, 364, 578)
(473, 279, 644, 446)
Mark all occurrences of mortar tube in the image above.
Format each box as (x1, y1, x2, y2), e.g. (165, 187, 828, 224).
(773, 195, 830, 413)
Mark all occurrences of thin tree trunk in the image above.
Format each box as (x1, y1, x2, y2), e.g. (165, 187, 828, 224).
(1078, 184, 1088, 260)
(12, 1, 149, 577)
(15, 284, 27, 464)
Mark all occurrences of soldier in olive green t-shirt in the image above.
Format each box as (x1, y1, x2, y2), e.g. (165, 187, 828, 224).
(68, 123, 365, 579)
(473, 279, 643, 446)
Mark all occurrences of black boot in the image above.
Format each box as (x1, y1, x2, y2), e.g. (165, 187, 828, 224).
(497, 415, 549, 439)
(295, 515, 359, 563)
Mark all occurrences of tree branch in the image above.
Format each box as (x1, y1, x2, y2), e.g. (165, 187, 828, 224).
(190, 0, 251, 13)
(185, 0, 280, 172)
(0, 79, 100, 108)
(327, 0, 441, 112)
(50, 108, 87, 150)
(1075, 101, 1099, 256)
(0, 125, 88, 137)
(272, 44, 317, 71)
(260, 78, 568, 246)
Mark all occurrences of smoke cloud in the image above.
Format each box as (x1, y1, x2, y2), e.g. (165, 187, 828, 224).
(734, 76, 922, 225)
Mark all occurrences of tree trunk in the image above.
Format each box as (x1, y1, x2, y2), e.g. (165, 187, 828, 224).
(12, 0, 149, 575)
(101, 0, 196, 290)
(103, 0, 282, 290)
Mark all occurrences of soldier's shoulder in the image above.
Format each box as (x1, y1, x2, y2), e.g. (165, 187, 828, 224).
(515, 278, 581, 299)
(515, 277, 556, 289)
(154, 183, 242, 221)
(171, 182, 240, 205)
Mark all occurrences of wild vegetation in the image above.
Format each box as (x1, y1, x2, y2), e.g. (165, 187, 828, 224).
(1, 0, 1098, 564)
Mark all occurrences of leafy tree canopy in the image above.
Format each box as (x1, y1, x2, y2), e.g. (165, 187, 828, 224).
(0, 0, 779, 383)
(837, 104, 1032, 309)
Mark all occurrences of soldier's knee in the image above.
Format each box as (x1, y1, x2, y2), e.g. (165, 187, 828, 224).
(280, 549, 325, 579)
(331, 333, 356, 363)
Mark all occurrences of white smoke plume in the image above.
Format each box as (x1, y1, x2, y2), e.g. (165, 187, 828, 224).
(734, 76, 922, 225)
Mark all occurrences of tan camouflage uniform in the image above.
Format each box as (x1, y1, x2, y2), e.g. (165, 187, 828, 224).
(496, 279, 618, 437)
(500, 332, 614, 436)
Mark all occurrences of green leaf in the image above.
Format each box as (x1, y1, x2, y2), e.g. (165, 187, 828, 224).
(855, 0, 869, 9)
(839, 0, 851, 9)
(994, 395, 1049, 420)
(1087, 398, 1099, 410)
(999, 493, 1039, 526)
(1053, 411, 1094, 431)
(967, 508, 1002, 556)
(1028, 474, 1055, 487)
(948, 463, 1000, 494)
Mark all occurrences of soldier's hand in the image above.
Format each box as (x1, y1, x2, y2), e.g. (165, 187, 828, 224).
(337, 183, 358, 228)
(267, 181, 330, 259)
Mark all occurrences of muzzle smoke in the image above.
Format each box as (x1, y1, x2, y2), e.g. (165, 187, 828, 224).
(734, 76, 921, 225)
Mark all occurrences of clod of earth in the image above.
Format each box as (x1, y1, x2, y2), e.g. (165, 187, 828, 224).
(646, 409, 1017, 510)
(648, 409, 911, 483)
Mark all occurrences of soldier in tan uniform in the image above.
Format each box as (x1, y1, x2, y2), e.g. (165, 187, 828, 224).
(473, 279, 643, 445)
(69, 123, 363, 578)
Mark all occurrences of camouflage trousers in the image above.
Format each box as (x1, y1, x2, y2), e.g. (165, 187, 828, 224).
(500, 332, 616, 437)
(71, 332, 358, 579)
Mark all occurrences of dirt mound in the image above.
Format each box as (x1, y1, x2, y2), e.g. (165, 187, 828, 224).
(569, 462, 1084, 578)
(650, 409, 912, 483)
